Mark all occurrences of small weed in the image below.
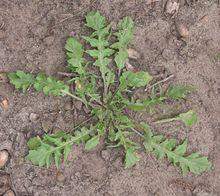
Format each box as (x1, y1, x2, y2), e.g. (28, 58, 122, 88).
(8, 11, 211, 174)
(214, 53, 220, 62)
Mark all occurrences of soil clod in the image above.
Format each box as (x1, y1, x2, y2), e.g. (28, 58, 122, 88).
(41, 120, 54, 133)
(0, 173, 10, 195)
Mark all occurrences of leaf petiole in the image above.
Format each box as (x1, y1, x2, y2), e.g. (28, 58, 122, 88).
(63, 90, 85, 103)
(155, 110, 197, 127)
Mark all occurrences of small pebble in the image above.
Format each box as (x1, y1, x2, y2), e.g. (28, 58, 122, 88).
(0, 99, 9, 111)
(166, 0, 179, 15)
(0, 150, 9, 168)
(29, 113, 39, 122)
(3, 190, 15, 196)
(175, 22, 189, 38)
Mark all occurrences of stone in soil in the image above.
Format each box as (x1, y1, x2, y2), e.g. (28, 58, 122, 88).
(29, 113, 39, 122)
(0, 150, 9, 168)
(3, 190, 15, 196)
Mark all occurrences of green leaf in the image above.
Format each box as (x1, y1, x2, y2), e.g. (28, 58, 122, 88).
(156, 110, 197, 127)
(166, 85, 194, 99)
(54, 149, 62, 168)
(26, 130, 90, 168)
(85, 11, 106, 31)
(181, 153, 212, 174)
(121, 71, 152, 88)
(85, 135, 100, 150)
(173, 140, 187, 156)
(125, 147, 139, 168)
(65, 37, 83, 55)
(178, 110, 197, 126)
(27, 137, 41, 150)
(34, 73, 69, 96)
(63, 142, 72, 162)
(65, 37, 85, 74)
(127, 99, 147, 111)
(113, 16, 134, 48)
(112, 16, 134, 69)
(114, 49, 128, 69)
(84, 12, 114, 94)
(86, 49, 99, 58)
(142, 123, 211, 174)
(8, 71, 35, 92)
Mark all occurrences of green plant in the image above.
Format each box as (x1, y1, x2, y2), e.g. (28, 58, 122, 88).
(8, 11, 211, 174)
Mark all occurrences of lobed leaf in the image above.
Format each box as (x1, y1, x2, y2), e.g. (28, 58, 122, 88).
(142, 123, 211, 174)
(114, 130, 139, 168)
(156, 110, 198, 127)
(8, 71, 35, 92)
(178, 110, 197, 127)
(27, 129, 91, 168)
(27, 137, 41, 150)
(125, 147, 139, 168)
(84, 11, 115, 94)
(120, 71, 152, 89)
(65, 37, 85, 74)
(85, 11, 106, 31)
(112, 16, 134, 69)
(85, 135, 100, 150)
(34, 73, 69, 96)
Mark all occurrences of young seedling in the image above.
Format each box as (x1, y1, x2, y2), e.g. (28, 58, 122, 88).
(8, 11, 211, 174)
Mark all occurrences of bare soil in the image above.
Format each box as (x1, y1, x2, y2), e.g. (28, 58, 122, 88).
(0, 0, 220, 195)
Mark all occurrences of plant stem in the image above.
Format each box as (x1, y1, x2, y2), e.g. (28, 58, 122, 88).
(145, 74, 174, 91)
(48, 130, 91, 154)
(130, 127, 144, 137)
(87, 93, 103, 106)
(69, 115, 94, 133)
(64, 91, 85, 103)
(154, 117, 178, 124)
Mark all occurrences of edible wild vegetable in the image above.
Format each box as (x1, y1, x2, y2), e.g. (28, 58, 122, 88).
(8, 11, 211, 174)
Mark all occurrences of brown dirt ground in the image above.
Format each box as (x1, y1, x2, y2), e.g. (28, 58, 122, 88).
(0, 0, 220, 195)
